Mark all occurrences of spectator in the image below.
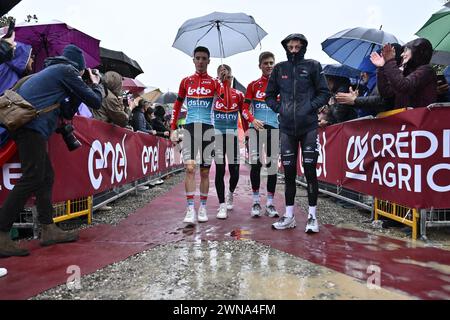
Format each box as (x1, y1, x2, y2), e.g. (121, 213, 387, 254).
(319, 75, 357, 127)
(0, 42, 34, 95)
(130, 99, 156, 135)
(437, 66, 450, 103)
(91, 71, 136, 127)
(335, 44, 403, 115)
(152, 104, 170, 138)
(371, 39, 437, 108)
(0, 44, 104, 257)
(0, 32, 16, 64)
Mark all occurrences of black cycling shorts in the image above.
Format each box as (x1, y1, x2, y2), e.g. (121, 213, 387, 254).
(280, 129, 319, 167)
(182, 123, 215, 168)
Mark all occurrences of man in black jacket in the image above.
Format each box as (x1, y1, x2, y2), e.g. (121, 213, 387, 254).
(266, 34, 330, 233)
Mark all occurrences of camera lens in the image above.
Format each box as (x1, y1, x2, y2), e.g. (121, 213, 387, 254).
(58, 124, 82, 152)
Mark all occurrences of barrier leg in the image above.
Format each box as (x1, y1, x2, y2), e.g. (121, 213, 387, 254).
(420, 209, 428, 241)
(31, 206, 39, 239)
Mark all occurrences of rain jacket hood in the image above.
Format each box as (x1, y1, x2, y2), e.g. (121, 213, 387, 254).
(282, 34, 308, 63)
(103, 71, 123, 96)
(404, 38, 433, 75)
(0, 41, 32, 95)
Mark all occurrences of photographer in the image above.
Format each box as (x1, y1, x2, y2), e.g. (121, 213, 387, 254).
(0, 44, 104, 257)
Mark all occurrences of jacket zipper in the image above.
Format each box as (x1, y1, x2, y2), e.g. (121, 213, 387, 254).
(293, 61, 297, 136)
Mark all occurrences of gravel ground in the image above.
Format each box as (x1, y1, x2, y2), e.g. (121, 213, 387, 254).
(32, 241, 410, 300)
(31, 171, 448, 300)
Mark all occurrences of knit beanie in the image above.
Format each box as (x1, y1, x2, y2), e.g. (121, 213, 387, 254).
(62, 44, 86, 71)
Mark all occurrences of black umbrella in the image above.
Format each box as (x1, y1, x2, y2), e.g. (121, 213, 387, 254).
(97, 47, 144, 79)
(0, 0, 21, 16)
(156, 92, 178, 104)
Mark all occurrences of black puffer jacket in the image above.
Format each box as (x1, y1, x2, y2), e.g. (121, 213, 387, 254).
(266, 34, 331, 136)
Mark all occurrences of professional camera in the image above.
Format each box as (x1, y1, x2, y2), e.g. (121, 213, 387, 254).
(56, 123, 82, 152)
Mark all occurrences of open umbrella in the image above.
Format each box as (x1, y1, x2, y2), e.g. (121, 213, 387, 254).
(156, 92, 178, 104)
(431, 50, 450, 65)
(172, 12, 267, 59)
(98, 47, 144, 78)
(322, 64, 361, 81)
(416, 3, 450, 64)
(122, 77, 146, 94)
(322, 27, 402, 69)
(0, 0, 21, 16)
(416, 3, 450, 51)
(8, 20, 100, 72)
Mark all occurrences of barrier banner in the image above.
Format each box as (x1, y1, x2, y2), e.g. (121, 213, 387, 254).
(0, 117, 183, 203)
(297, 107, 450, 209)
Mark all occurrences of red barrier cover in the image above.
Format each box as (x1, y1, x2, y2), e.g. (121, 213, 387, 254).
(297, 107, 450, 209)
(0, 117, 183, 203)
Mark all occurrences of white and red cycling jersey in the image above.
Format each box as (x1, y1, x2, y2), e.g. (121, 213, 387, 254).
(170, 72, 231, 130)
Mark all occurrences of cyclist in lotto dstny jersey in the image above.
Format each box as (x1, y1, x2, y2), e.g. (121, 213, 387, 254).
(241, 52, 280, 220)
(170, 46, 231, 226)
(213, 64, 245, 221)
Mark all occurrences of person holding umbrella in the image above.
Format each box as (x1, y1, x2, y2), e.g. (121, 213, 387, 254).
(266, 34, 330, 233)
(170, 46, 231, 225)
(214, 64, 244, 220)
(241, 51, 280, 219)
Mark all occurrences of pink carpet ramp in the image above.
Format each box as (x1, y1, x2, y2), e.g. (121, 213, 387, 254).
(1, 165, 450, 300)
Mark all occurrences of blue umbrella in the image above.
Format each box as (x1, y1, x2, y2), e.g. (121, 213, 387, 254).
(322, 64, 361, 81)
(172, 12, 267, 58)
(322, 27, 402, 69)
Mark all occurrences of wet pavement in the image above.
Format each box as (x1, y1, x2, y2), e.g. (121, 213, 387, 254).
(1, 167, 450, 300)
(33, 241, 413, 300)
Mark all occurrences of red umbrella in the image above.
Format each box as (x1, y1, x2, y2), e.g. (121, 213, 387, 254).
(122, 77, 146, 94)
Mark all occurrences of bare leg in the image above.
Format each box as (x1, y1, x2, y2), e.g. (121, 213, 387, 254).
(185, 160, 197, 195)
(199, 167, 211, 199)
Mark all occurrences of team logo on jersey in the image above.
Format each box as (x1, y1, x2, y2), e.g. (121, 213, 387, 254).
(188, 87, 212, 95)
(255, 90, 266, 99)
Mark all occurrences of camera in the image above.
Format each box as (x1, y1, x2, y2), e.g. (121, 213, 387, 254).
(56, 123, 82, 152)
(82, 68, 100, 85)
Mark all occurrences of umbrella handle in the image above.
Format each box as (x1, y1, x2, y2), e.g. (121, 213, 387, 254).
(216, 21, 225, 63)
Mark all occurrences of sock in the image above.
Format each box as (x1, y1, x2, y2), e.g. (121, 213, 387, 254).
(253, 190, 260, 205)
(200, 194, 208, 208)
(286, 206, 295, 218)
(186, 193, 195, 209)
(267, 192, 275, 207)
(309, 207, 317, 220)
